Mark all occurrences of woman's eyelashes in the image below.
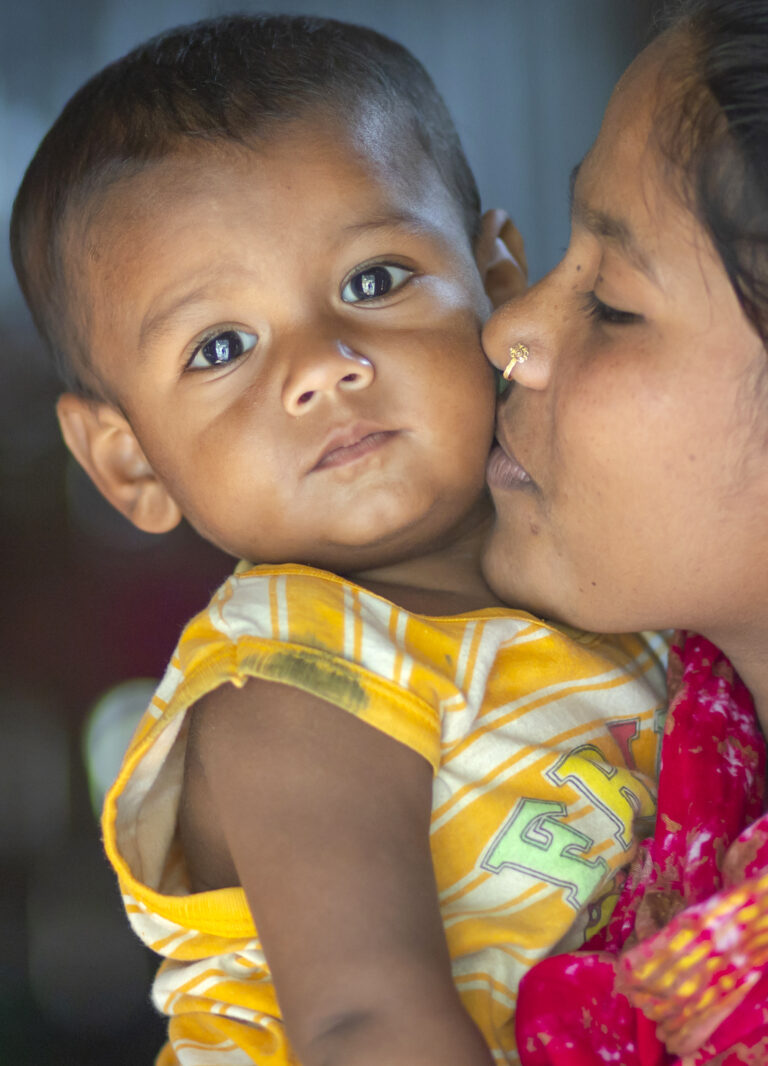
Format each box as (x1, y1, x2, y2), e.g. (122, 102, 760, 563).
(341, 263, 414, 304)
(187, 328, 258, 370)
(582, 290, 641, 326)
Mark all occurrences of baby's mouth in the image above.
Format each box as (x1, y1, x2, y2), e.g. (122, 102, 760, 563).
(311, 426, 398, 472)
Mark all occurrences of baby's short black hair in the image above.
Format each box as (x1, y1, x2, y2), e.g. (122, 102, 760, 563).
(10, 14, 481, 396)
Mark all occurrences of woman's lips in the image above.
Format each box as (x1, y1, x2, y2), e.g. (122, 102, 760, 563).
(312, 429, 398, 471)
(486, 442, 534, 490)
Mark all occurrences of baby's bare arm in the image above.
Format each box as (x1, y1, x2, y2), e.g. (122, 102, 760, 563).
(185, 678, 493, 1066)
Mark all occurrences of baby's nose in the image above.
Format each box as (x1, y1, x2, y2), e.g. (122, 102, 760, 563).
(282, 341, 374, 415)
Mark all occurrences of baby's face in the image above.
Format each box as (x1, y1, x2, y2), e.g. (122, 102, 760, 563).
(74, 116, 496, 569)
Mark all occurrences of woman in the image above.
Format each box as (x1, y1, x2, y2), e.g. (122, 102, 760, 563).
(481, 1, 768, 1062)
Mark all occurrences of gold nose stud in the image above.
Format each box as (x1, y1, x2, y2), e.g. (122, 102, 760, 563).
(502, 344, 529, 380)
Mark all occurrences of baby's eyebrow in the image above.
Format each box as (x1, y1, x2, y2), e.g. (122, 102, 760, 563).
(568, 161, 660, 287)
(342, 211, 437, 237)
(139, 285, 212, 353)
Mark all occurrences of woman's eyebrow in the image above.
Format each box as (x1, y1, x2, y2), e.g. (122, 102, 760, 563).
(568, 162, 659, 286)
(568, 163, 582, 211)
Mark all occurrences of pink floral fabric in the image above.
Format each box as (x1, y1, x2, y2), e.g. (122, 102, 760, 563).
(516, 633, 768, 1066)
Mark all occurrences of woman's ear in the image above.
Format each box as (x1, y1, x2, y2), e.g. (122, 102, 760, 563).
(56, 393, 182, 534)
(475, 209, 529, 308)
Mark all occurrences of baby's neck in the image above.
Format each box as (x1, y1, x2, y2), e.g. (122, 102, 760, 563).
(350, 499, 506, 616)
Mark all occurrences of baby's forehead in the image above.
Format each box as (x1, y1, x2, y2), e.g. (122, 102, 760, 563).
(73, 115, 450, 270)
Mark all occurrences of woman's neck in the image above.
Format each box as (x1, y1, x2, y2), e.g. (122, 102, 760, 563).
(706, 627, 768, 740)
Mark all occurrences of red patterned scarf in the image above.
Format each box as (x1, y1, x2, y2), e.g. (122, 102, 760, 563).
(516, 633, 768, 1065)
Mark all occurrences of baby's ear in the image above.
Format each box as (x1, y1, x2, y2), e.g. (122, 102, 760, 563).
(56, 393, 182, 534)
(475, 209, 528, 308)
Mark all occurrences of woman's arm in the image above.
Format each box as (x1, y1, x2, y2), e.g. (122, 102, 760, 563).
(184, 677, 494, 1066)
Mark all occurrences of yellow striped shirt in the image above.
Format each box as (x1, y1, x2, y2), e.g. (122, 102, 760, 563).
(102, 563, 668, 1065)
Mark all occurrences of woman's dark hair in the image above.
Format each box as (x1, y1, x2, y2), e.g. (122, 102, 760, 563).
(662, 0, 768, 342)
(10, 14, 481, 396)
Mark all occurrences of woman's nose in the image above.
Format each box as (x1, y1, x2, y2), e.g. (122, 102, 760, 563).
(282, 341, 375, 415)
(481, 282, 554, 391)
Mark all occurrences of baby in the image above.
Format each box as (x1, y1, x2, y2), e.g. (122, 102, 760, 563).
(11, 14, 668, 1066)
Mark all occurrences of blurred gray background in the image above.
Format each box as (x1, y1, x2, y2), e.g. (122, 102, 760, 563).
(0, 2, 656, 1061)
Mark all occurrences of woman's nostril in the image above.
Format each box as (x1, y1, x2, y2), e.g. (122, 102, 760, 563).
(297, 391, 314, 406)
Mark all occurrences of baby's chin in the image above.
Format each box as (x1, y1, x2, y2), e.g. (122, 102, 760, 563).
(281, 508, 486, 578)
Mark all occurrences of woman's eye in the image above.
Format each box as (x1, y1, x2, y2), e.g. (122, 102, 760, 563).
(341, 264, 413, 304)
(582, 291, 640, 326)
(187, 328, 258, 370)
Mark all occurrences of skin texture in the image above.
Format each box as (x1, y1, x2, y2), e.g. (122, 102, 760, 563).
(481, 31, 768, 731)
(55, 113, 526, 1066)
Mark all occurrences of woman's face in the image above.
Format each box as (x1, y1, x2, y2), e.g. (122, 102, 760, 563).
(482, 34, 768, 648)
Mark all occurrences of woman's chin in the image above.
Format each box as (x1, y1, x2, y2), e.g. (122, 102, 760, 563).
(481, 526, 546, 618)
(481, 523, 589, 629)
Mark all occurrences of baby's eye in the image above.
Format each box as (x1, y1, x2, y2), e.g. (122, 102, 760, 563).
(341, 264, 413, 303)
(187, 328, 258, 370)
